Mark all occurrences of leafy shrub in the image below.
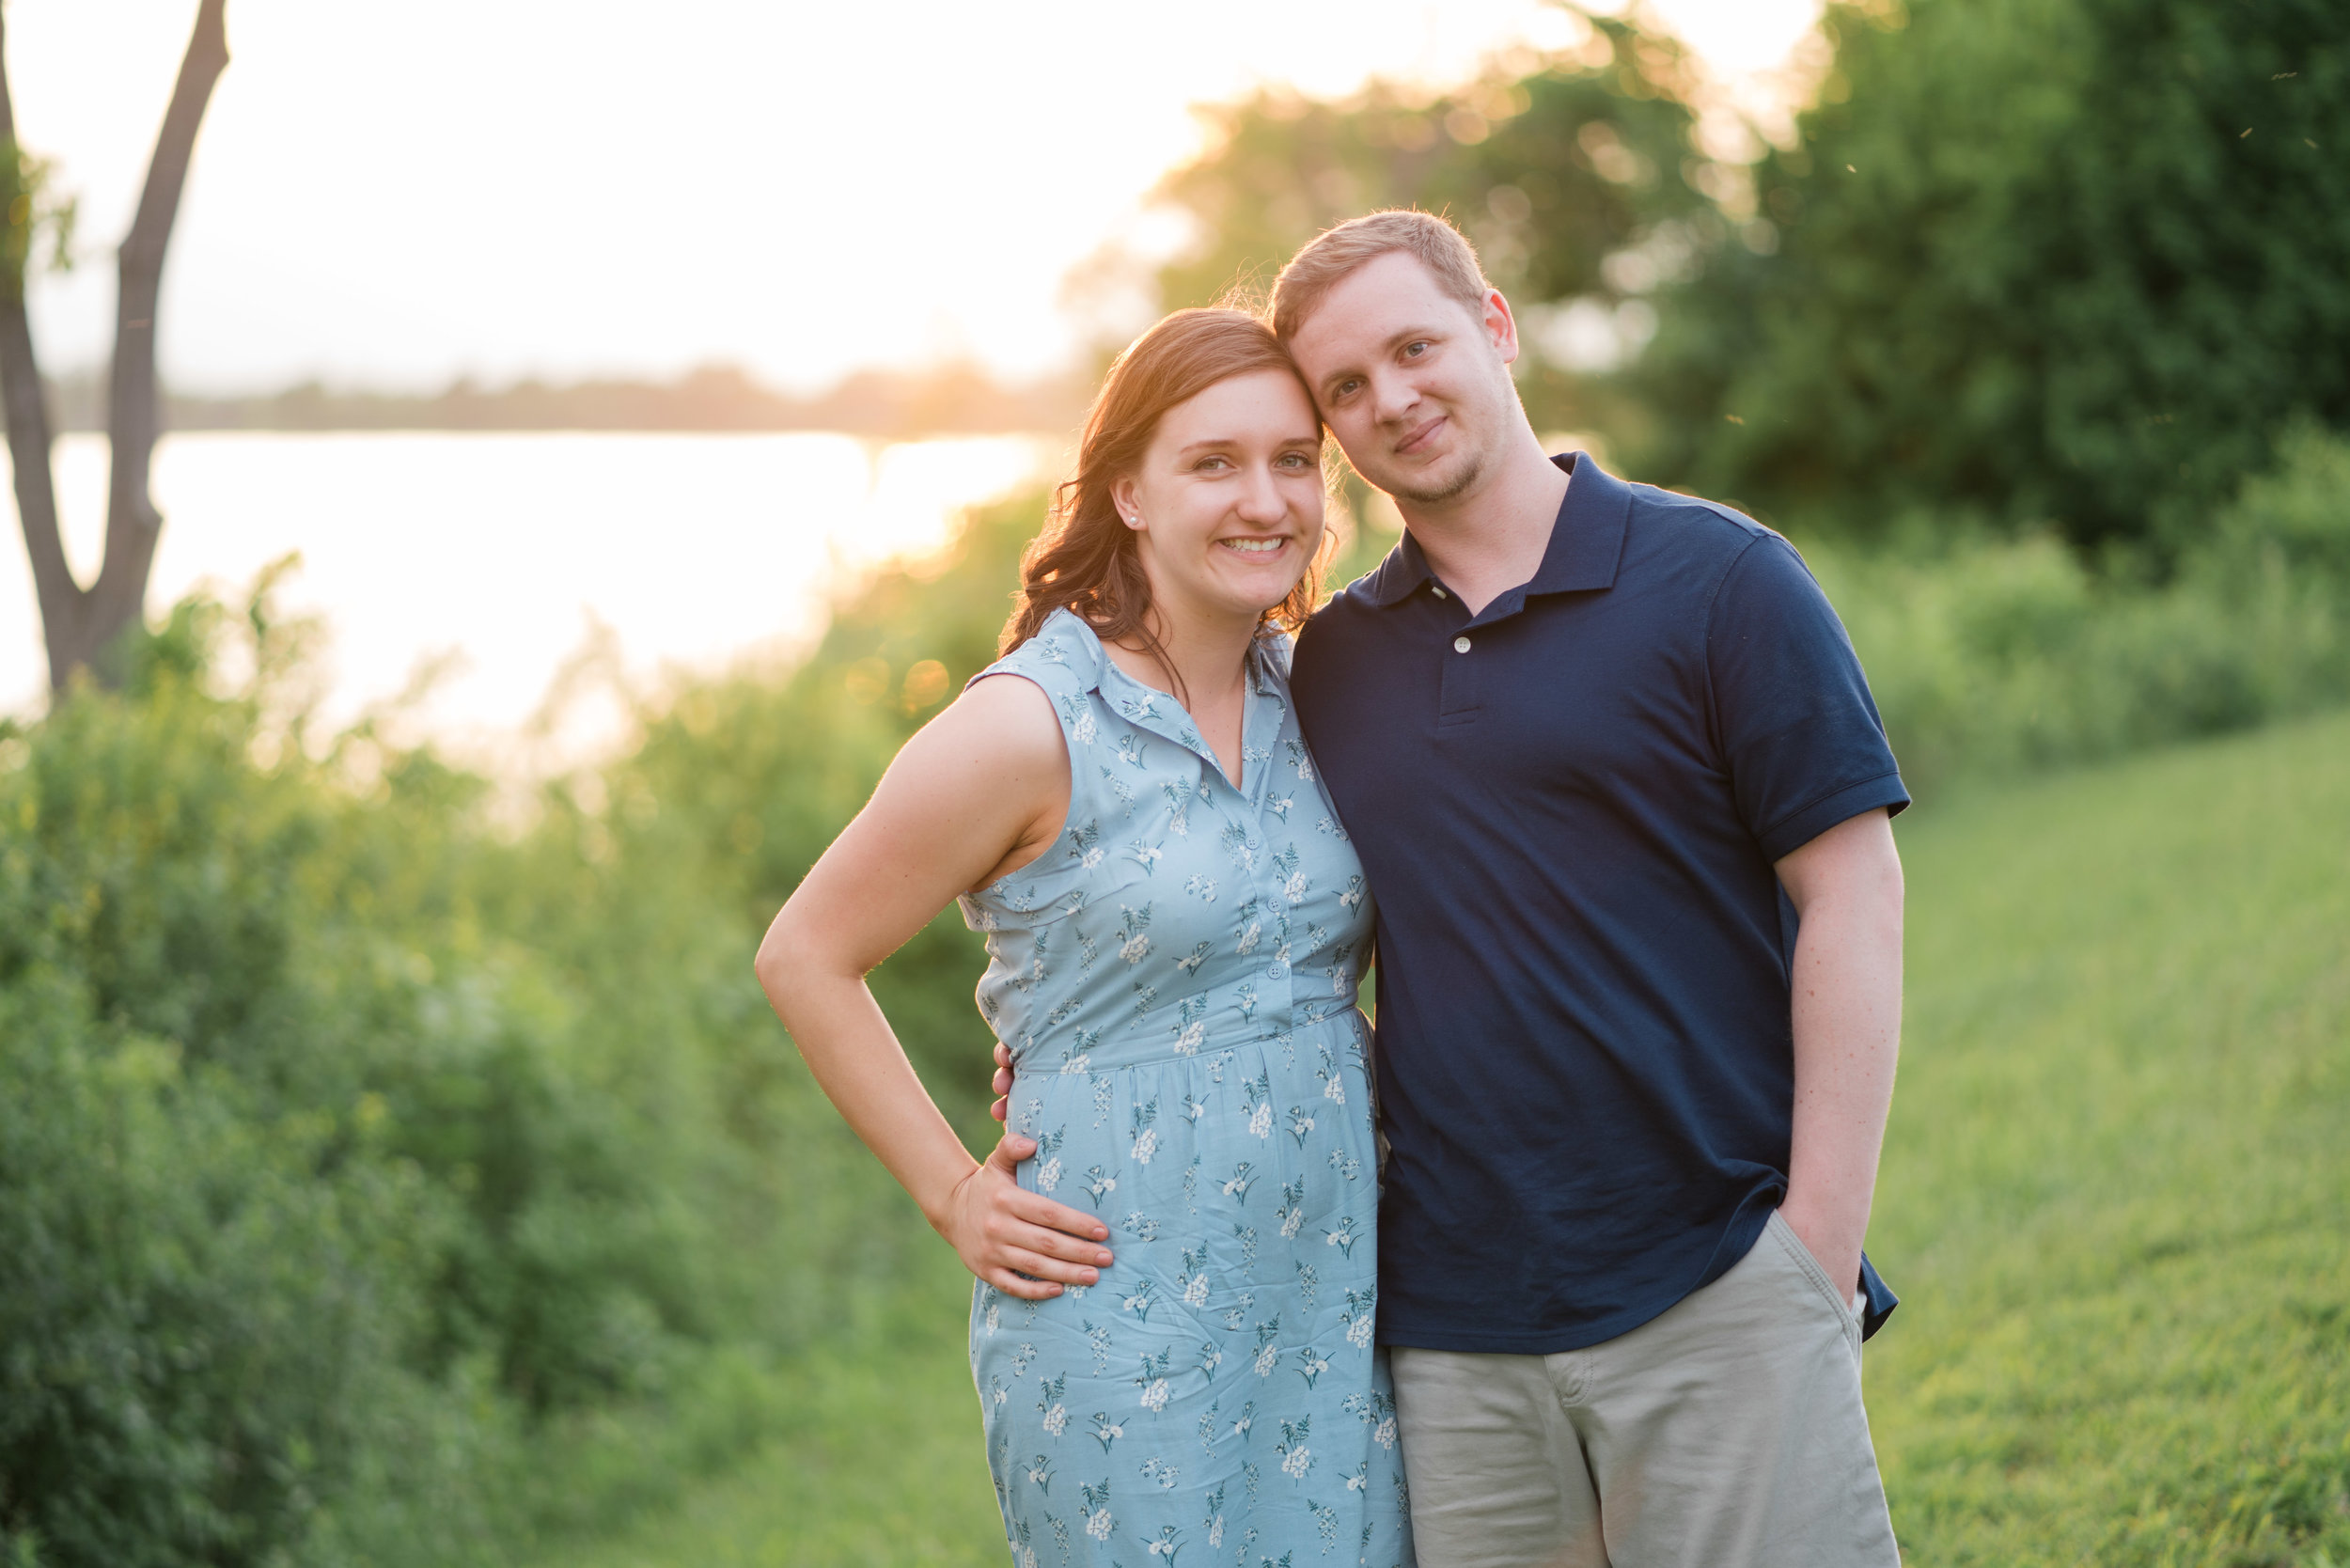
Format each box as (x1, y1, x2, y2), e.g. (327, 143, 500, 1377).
(1815, 426, 2350, 791)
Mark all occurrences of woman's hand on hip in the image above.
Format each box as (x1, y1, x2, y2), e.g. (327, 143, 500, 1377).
(941, 1129, 1115, 1299)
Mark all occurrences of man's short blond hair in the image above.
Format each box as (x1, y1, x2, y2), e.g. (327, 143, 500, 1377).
(1270, 210, 1493, 344)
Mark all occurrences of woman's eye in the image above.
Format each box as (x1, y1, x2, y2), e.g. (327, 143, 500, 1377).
(1335, 379, 1362, 399)
(1196, 455, 1230, 471)
(1276, 453, 1310, 470)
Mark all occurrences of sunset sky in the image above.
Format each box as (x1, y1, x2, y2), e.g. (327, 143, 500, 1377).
(9, 0, 1824, 397)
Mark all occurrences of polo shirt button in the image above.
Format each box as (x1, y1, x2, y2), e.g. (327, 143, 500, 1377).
(1431, 586, 1447, 599)
(1453, 635, 1472, 653)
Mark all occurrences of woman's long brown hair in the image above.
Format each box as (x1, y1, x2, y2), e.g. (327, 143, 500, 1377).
(1000, 308, 1336, 696)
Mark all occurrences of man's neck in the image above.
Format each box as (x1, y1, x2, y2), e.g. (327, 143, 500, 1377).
(1394, 425, 1570, 616)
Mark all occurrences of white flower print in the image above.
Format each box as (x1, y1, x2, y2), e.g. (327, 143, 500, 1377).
(1038, 1373, 1069, 1436)
(1323, 1215, 1360, 1258)
(1252, 1316, 1282, 1378)
(1272, 844, 1308, 905)
(1032, 1128, 1065, 1193)
(1180, 1247, 1213, 1309)
(1085, 1322, 1114, 1375)
(1136, 1349, 1173, 1411)
(1160, 779, 1193, 836)
(1286, 1105, 1316, 1145)
(1174, 941, 1212, 976)
(1181, 1092, 1209, 1123)
(1116, 902, 1153, 964)
(1120, 1277, 1159, 1323)
(1142, 1459, 1183, 1495)
(1183, 872, 1217, 902)
(1025, 1454, 1056, 1495)
(1312, 1498, 1340, 1551)
(1234, 910, 1263, 956)
(1221, 1161, 1257, 1203)
(1277, 1416, 1313, 1479)
(1220, 822, 1258, 871)
(1283, 739, 1314, 782)
(1170, 995, 1208, 1056)
(1090, 1413, 1125, 1453)
(1081, 1477, 1116, 1540)
(1277, 1179, 1308, 1241)
(1083, 1165, 1119, 1209)
(1129, 1098, 1160, 1164)
(1293, 1344, 1330, 1389)
(1128, 840, 1163, 875)
(1119, 1210, 1160, 1242)
(1099, 765, 1137, 815)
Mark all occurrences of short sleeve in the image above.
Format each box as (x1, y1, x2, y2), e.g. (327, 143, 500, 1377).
(1705, 534, 1909, 863)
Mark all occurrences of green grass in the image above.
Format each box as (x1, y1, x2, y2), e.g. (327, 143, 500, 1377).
(1869, 710, 2350, 1565)
(538, 713, 2350, 1567)
(546, 1254, 1003, 1568)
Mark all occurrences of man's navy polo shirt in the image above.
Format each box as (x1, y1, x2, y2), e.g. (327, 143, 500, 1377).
(1289, 453, 1909, 1354)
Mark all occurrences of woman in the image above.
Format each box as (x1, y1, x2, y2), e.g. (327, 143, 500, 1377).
(755, 308, 1411, 1567)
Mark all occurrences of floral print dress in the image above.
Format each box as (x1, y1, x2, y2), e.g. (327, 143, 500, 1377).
(960, 610, 1413, 1568)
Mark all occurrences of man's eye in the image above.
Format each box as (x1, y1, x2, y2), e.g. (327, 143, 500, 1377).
(1403, 341, 1429, 358)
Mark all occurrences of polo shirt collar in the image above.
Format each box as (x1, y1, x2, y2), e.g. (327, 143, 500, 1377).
(1360, 451, 1632, 609)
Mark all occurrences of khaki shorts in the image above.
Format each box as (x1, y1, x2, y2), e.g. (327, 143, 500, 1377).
(1389, 1212, 1898, 1568)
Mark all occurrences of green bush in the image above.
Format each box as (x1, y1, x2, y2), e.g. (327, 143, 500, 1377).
(1814, 426, 2350, 791)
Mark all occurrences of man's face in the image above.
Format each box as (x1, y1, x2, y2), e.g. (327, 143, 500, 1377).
(1284, 249, 1521, 509)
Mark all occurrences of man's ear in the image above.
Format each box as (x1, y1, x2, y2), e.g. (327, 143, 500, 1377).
(1483, 289, 1523, 368)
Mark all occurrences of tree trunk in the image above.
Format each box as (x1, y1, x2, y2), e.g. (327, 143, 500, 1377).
(0, 17, 80, 685)
(0, 0, 228, 693)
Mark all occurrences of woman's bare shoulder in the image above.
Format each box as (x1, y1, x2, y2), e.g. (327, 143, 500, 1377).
(883, 670, 1069, 806)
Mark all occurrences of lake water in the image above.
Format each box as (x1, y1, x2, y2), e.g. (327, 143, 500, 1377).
(0, 431, 1058, 765)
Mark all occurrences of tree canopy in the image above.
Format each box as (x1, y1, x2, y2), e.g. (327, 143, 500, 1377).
(1144, 0, 2350, 549)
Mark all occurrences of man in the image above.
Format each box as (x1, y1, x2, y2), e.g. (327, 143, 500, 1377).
(1271, 211, 1907, 1567)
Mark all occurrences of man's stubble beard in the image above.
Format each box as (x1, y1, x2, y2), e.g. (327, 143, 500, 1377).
(1366, 373, 1512, 510)
(1383, 442, 1488, 508)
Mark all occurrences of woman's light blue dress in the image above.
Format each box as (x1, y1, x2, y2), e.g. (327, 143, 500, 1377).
(961, 609, 1413, 1568)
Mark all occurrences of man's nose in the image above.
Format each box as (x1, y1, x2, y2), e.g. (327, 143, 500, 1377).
(1371, 368, 1418, 426)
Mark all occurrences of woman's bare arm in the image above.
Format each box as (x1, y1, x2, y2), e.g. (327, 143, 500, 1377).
(754, 674, 1112, 1299)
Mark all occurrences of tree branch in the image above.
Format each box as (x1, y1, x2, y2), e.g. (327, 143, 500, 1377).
(86, 0, 230, 679)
